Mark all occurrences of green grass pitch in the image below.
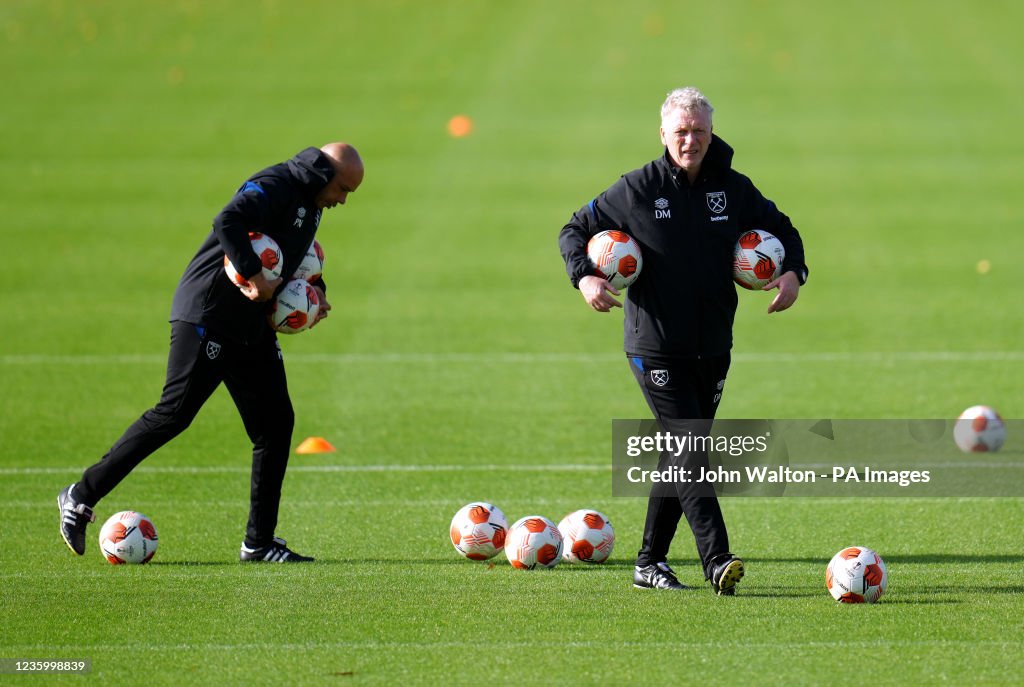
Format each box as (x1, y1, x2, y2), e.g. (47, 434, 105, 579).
(1, 1, 1022, 684)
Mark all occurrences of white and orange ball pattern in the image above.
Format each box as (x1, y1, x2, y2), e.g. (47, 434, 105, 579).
(826, 546, 887, 603)
(224, 232, 284, 288)
(557, 509, 615, 563)
(269, 279, 320, 334)
(733, 229, 785, 290)
(504, 516, 563, 570)
(953, 405, 1006, 453)
(587, 230, 643, 289)
(98, 511, 159, 565)
(449, 502, 508, 561)
(292, 239, 325, 283)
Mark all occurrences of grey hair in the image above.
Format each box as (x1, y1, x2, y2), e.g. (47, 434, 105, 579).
(660, 87, 714, 121)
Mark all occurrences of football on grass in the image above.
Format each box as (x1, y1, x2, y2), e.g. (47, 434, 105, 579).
(587, 230, 643, 289)
(953, 405, 1006, 453)
(269, 279, 320, 334)
(98, 511, 159, 565)
(449, 502, 508, 561)
(733, 229, 785, 290)
(504, 516, 563, 570)
(557, 509, 615, 563)
(826, 546, 887, 603)
(224, 232, 283, 287)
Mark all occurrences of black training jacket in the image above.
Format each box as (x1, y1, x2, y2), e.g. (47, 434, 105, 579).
(559, 135, 808, 359)
(170, 147, 333, 344)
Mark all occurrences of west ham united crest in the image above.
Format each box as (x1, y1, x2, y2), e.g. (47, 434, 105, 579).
(706, 191, 727, 214)
(205, 341, 222, 360)
(651, 369, 669, 387)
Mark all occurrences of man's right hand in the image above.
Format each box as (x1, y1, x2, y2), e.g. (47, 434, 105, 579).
(240, 272, 282, 302)
(579, 275, 622, 312)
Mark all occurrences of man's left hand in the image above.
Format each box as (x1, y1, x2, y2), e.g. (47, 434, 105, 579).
(310, 286, 331, 328)
(764, 270, 800, 313)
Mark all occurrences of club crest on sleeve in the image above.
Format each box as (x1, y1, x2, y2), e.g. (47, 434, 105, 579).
(706, 191, 727, 214)
(651, 369, 669, 387)
(205, 341, 222, 360)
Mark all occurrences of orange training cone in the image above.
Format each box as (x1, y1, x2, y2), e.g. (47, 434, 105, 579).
(447, 114, 473, 138)
(295, 436, 336, 454)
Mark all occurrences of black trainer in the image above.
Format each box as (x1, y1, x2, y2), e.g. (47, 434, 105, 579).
(239, 537, 314, 563)
(633, 562, 691, 590)
(57, 484, 95, 556)
(708, 554, 745, 596)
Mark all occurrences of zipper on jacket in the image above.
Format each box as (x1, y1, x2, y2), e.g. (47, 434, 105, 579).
(688, 183, 705, 356)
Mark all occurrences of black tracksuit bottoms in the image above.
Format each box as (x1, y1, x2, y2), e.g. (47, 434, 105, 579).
(74, 320, 294, 548)
(629, 353, 732, 576)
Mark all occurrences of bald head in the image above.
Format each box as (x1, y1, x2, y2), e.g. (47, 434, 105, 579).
(321, 142, 362, 171)
(315, 142, 364, 210)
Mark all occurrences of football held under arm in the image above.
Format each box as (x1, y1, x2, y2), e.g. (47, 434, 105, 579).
(558, 178, 633, 288)
(214, 182, 273, 281)
(744, 180, 808, 284)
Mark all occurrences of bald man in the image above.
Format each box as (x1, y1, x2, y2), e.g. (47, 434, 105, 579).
(58, 144, 364, 563)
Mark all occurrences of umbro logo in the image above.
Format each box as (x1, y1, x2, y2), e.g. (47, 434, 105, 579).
(654, 197, 671, 219)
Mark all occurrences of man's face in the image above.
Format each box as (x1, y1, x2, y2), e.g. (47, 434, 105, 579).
(660, 107, 713, 175)
(315, 163, 364, 210)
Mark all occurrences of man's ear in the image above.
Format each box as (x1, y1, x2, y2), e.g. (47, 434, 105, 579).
(659, 127, 667, 146)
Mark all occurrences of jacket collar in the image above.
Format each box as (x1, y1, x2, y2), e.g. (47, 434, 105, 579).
(285, 147, 336, 198)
